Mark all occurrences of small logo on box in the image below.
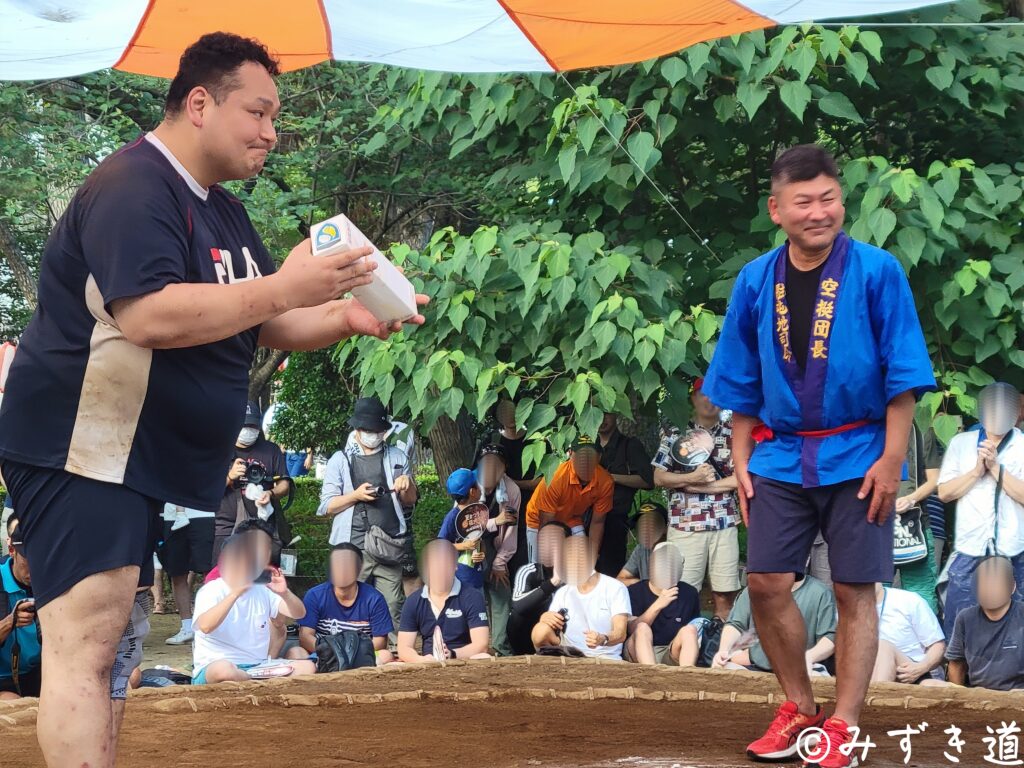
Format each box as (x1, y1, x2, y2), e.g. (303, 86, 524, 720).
(315, 222, 341, 250)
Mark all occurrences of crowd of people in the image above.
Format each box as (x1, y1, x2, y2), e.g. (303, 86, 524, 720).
(6, 380, 1020, 702)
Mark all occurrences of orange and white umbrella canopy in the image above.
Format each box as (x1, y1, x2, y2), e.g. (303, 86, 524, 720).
(2, 0, 947, 80)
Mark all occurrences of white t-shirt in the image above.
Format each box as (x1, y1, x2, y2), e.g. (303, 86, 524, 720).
(939, 429, 1024, 557)
(877, 587, 944, 663)
(550, 574, 631, 660)
(193, 578, 283, 670)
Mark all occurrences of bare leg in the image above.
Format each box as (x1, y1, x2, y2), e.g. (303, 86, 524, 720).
(285, 646, 309, 661)
(748, 572, 815, 716)
(202, 661, 250, 684)
(832, 582, 878, 726)
(626, 622, 657, 664)
(712, 590, 738, 621)
(286, 660, 317, 676)
(376, 649, 395, 665)
(170, 574, 193, 621)
(674, 625, 700, 667)
(268, 621, 287, 658)
(871, 639, 898, 682)
(36, 566, 139, 768)
(150, 568, 165, 612)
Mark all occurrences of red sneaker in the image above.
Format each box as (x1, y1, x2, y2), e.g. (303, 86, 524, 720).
(802, 716, 859, 768)
(746, 701, 825, 762)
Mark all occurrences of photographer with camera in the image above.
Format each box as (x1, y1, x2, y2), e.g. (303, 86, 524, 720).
(214, 401, 291, 562)
(318, 397, 417, 637)
(653, 377, 740, 620)
(0, 514, 41, 699)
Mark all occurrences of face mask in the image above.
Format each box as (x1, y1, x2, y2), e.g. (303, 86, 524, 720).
(237, 427, 259, 447)
(359, 431, 385, 450)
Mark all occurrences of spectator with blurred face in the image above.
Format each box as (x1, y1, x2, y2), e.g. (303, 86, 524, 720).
(532, 536, 630, 659)
(871, 583, 945, 684)
(509, 521, 569, 654)
(474, 444, 520, 656)
(946, 556, 1024, 691)
(438, 468, 487, 589)
(397, 540, 490, 662)
(653, 377, 740, 620)
(286, 543, 394, 665)
(597, 412, 653, 576)
(0, 515, 41, 699)
(318, 396, 418, 637)
(938, 382, 1024, 637)
(525, 436, 614, 563)
(192, 529, 313, 684)
(624, 543, 702, 666)
(492, 398, 543, 580)
(617, 502, 668, 586)
(714, 574, 836, 676)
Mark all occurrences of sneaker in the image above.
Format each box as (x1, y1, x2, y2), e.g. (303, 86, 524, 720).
(165, 628, 194, 645)
(803, 716, 859, 768)
(746, 701, 825, 762)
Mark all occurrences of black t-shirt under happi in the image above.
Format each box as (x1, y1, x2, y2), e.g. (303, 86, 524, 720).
(785, 257, 827, 370)
(0, 135, 276, 511)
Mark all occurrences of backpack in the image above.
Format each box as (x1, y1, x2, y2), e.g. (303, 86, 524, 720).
(315, 631, 377, 673)
(697, 616, 725, 668)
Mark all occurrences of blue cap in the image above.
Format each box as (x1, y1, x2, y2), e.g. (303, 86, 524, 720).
(446, 468, 478, 498)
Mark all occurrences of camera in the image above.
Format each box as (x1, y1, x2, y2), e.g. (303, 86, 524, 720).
(555, 607, 569, 637)
(239, 459, 270, 487)
(369, 485, 394, 499)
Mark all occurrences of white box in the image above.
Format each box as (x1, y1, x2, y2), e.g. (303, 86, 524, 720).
(310, 214, 417, 324)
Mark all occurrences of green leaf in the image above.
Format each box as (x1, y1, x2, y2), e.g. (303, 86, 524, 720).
(440, 388, 464, 419)
(634, 339, 656, 370)
(576, 116, 600, 154)
(919, 195, 944, 232)
(896, 227, 926, 265)
(551, 276, 576, 312)
(817, 92, 863, 123)
(696, 312, 718, 344)
(592, 320, 616, 358)
(868, 208, 897, 247)
(933, 413, 959, 447)
(925, 66, 954, 91)
(779, 80, 812, 122)
(736, 81, 769, 119)
(820, 30, 842, 61)
(626, 131, 656, 172)
(858, 30, 883, 62)
(984, 283, 1010, 316)
(514, 398, 534, 431)
(363, 132, 387, 154)
(525, 404, 557, 434)
(955, 268, 978, 296)
(558, 144, 577, 184)
(449, 303, 469, 333)
(789, 44, 817, 81)
(660, 57, 687, 87)
(686, 43, 712, 74)
(566, 377, 591, 414)
(472, 226, 498, 257)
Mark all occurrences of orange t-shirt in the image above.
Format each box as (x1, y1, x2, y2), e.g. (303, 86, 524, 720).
(525, 460, 615, 530)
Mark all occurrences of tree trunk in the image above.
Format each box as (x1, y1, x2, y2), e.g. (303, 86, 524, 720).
(427, 411, 476, 487)
(0, 218, 38, 312)
(249, 348, 289, 407)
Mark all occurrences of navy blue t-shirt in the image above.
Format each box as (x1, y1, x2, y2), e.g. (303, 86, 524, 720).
(0, 135, 276, 510)
(398, 580, 489, 656)
(297, 581, 393, 641)
(627, 580, 701, 646)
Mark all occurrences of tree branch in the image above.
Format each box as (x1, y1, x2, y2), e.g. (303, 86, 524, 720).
(0, 218, 38, 312)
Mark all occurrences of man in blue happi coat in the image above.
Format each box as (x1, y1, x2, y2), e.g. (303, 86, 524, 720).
(703, 145, 935, 768)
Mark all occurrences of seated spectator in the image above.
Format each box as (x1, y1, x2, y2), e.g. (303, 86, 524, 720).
(946, 555, 1024, 691)
(525, 436, 614, 562)
(0, 515, 40, 699)
(397, 540, 490, 662)
(438, 468, 486, 589)
(624, 543, 702, 666)
(713, 574, 835, 674)
(617, 502, 668, 586)
(531, 536, 630, 659)
(192, 530, 313, 684)
(871, 584, 945, 684)
(509, 522, 569, 654)
(160, 502, 216, 646)
(286, 543, 394, 666)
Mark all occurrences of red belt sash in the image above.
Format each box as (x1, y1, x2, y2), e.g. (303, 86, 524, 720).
(752, 419, 873, 444)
